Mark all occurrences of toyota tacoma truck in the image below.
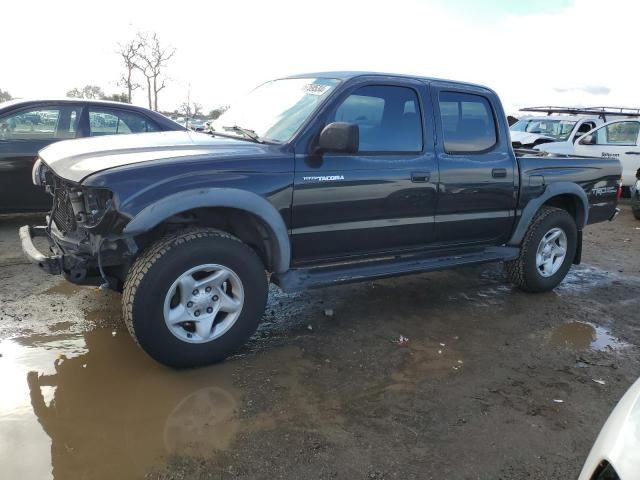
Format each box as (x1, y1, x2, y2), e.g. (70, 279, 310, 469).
(20, 72, 622, 368)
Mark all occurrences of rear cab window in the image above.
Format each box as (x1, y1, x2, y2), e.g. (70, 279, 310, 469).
(438, 91, 497, 154)
(89, 108, 160, 136)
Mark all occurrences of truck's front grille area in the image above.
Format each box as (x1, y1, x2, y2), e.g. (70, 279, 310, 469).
(52, 188, 76, 234)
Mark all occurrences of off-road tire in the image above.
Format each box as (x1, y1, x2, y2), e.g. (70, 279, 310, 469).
(122, 228, 268, 368)
(505, 206, 577, 293)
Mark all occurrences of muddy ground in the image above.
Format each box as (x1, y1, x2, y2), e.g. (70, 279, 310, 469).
(0, 205, 639, 480)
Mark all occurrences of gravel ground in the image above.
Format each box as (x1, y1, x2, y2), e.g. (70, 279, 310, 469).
(0, 204, 638, 480)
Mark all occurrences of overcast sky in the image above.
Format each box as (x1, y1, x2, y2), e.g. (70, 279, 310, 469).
(3, 0, 638, 115)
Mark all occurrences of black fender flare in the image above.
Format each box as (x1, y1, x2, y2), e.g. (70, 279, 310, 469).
(122, 188, 291, 273)
(508, 182, 589, 246)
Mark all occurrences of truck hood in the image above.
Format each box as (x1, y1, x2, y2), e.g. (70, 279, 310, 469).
(534, 140, 575, 155)
(38, 131, 261, 183)
(510, 130, 556, 146)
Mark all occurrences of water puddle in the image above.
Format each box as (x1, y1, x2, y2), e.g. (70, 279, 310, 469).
(0, 328, 241, 480)
(549, 321, 625, 351)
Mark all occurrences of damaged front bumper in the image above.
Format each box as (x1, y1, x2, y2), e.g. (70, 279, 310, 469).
(20, 216, 136, 288)
(20, 222, 97, 283)
(19, 225, 63, 275)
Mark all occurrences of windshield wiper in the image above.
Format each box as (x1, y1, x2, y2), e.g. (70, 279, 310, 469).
(222, 125, 263, 143)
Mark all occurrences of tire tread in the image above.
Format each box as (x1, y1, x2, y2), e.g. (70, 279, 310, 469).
(121, 228, 247, 346)
(505, 206, 570, 292)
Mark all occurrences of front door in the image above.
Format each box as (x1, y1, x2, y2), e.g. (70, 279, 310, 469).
(0, 105, 82, 212)
(291, 82, 437, 264)
(574, 120, 640, 186)
(431, 85, 517, 246)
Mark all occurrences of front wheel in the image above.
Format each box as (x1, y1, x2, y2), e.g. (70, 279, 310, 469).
(122, 228, 268, 368)
(505, 206, 577, 293)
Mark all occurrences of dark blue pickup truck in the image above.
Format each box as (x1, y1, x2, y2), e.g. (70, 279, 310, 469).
(20, 72, 622, 367)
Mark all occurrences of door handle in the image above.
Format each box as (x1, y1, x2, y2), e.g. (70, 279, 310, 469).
(411, 171, 431, 183)
(625, 151, 640, 155)
(492, 168, 507, 178)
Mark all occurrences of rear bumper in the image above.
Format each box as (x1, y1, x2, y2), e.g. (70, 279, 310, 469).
(19, 225, 62, 275)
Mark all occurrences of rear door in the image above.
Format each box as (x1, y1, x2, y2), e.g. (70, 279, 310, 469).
(290, 79, 438, 263)
(0, 104, 82, 212)
(574, 120, 640, 186)
(431, 84, 517, 246)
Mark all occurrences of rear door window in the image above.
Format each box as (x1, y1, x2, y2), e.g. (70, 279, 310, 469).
(89, 109, 160, 136)
(438, 92, 497, 153)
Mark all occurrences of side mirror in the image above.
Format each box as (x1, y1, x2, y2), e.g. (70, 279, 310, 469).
(579, 134, 595, 145)
(318, 122, 359, 154)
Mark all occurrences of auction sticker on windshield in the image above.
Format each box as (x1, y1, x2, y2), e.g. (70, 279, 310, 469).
(302, 84, 332, 95)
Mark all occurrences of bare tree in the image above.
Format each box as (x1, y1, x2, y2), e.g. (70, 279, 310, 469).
(179, 102, 202, 119)
(192, 102, 203, 118)
(179, 102, 191, 118)
(117, 39, 143, 103)
(134, 32, 175, 111)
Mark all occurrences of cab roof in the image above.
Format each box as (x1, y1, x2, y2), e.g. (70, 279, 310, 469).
(284, 71, 493, 91)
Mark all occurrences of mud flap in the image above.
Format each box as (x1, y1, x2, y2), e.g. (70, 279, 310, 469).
(573, 230, 582, 265)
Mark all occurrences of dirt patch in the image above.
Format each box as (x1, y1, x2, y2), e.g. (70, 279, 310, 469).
(42, 281, 85, 296)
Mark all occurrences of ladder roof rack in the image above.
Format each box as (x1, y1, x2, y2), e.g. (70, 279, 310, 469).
(520, 106, 640, 121)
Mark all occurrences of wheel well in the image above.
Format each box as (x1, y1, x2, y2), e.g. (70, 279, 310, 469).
(542, 194, 585, 228)
(133, 207, 276, 271)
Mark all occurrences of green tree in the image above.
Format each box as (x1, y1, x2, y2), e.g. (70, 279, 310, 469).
(103, 92, 130, 103)
(66, 85, 106, 99)
(0, 88, 12, 102)
(208, 105, 229, 120)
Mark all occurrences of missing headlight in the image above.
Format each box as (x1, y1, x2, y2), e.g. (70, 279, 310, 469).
(81, 188, 113, 227)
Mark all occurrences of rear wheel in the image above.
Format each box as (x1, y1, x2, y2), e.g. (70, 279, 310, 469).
(122, 228, 268, 368)
(505, 206, 577, 293)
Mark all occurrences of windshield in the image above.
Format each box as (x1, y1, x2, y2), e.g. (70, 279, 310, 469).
(210, 77, 339, 143)
(511, 118, 578, 141)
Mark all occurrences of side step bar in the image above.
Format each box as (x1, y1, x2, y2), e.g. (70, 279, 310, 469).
(273, 246, 519, 293)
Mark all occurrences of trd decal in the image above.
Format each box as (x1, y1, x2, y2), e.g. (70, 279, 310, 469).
(592, 186, 618, 196)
